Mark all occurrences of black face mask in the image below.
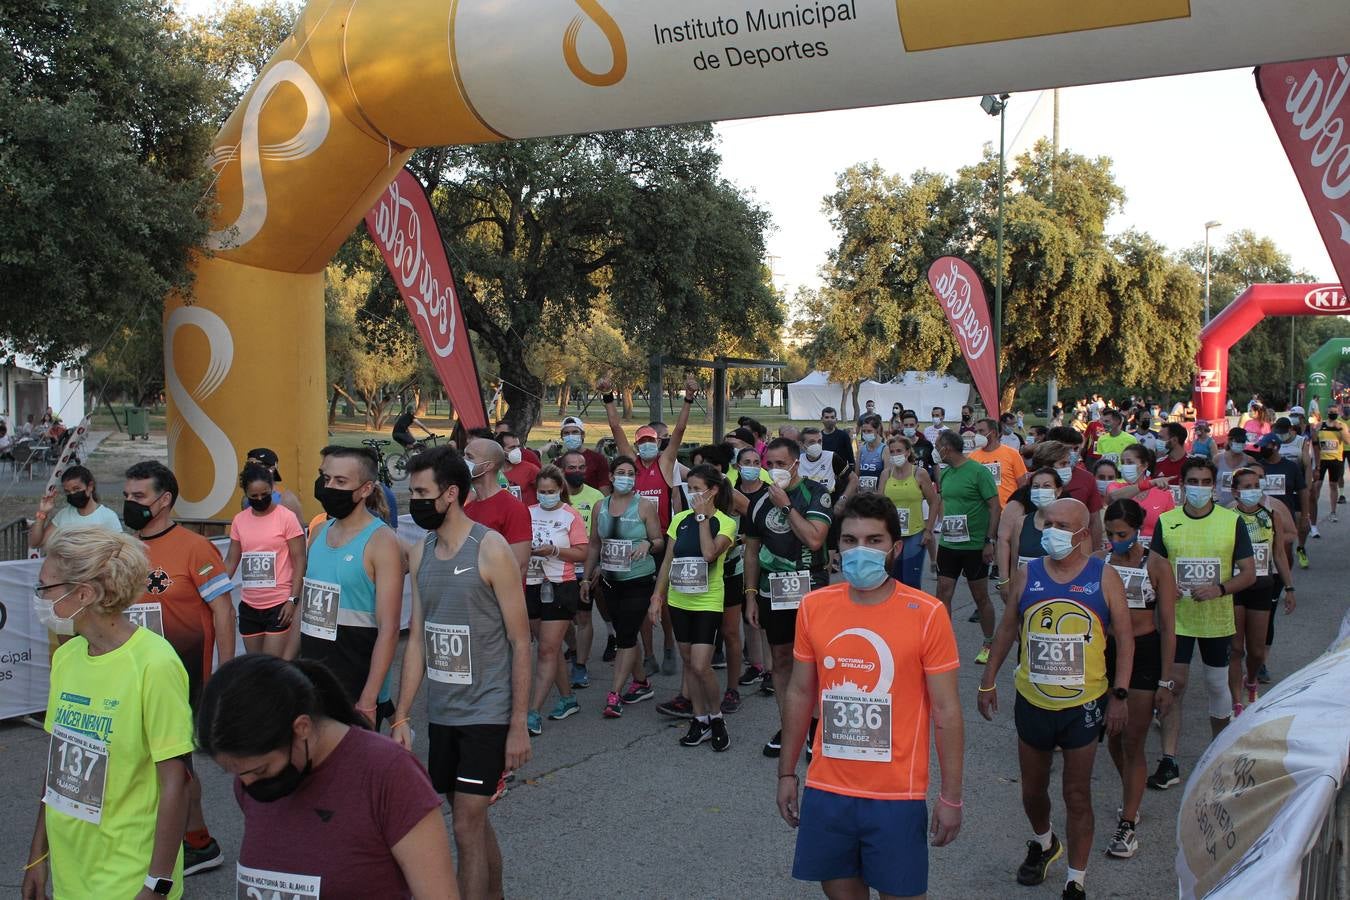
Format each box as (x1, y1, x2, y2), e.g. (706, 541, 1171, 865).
(1331, 413, 1340, 420)
(242, 740, 311, 803)
(314, 475, 361, 520)
(408, 497, 446, 531)
(563, 472, 586, 489)
(247, 494, 273, 513)
(659, 437, 671, 451)
(122, 498, 156, 530)
(66, 491, 89, 509)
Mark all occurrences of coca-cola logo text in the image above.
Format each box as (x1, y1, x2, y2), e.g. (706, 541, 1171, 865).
(1280, 56, 1350, 244)
(371, 179, 457, 358)
(932, 259, 991, 360)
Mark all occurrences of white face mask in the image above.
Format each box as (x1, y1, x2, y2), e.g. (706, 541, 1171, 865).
(769, 467, 792, 488)
(971, 433, 988, 450)
(505, 447, 522, 465)
(890, 453, 908, 467)
(34, 586, 85, 636)
(804, 443, 823, 460)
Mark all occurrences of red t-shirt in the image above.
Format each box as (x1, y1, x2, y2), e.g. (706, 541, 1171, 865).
(1062, 465, 1104, 514)
(521, 446, 542, 467)
(503, 461, 540, 509)
(634, 459, 671, 528)
(1154, 453, 1186, 482)
(234, 727, 441, 900)
(583, 448, 611, 491)
(138, 525, 232, 688)
(793, 581, 959, 800)
(465, 489, 532, 545)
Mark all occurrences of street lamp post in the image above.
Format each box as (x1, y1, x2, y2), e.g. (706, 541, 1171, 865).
(1204, 220, 1222, 324)
(981, 93, 1011, 387)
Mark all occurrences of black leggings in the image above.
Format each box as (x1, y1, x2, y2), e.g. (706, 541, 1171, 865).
(602, 574, 654, 649)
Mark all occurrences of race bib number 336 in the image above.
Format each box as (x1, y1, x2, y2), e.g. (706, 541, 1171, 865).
(821, 689, 892, 762)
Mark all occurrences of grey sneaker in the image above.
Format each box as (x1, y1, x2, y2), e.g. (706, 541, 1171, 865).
(661, 647, 677, 676)
(1105, 819, 1139, 859)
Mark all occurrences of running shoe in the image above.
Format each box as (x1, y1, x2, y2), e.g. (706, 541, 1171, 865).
(975, 645, 991, 665)
(721, 689, 741, 714)
(1147, 757, 1180, 790)
(1311, 525, 1322, 539)
(763, 729, 782, 758)
(1116, 807, 1142, 827)
(760, 672, 776, 696)
(709, 716, 731, 752)
(603, 691, 623, 718)
(1297, 547, 1309, 569)
(1062, 881, 1087, 900)
(622, 680, 655, 704)
(548, 695, 580, 720)
(679, 719, 711, 747)
(602, 634, 617, 662)
(738, 665, 766, 687)
(643, 655, 659, 677)
(655, 693, 691, 717)
(1339, 495, 1345, 504)
(1232, 702, 1244, 718)
(1257, 664, 1271, 684)
(570, 663, 590, 689)
(1016, 834, 1063, 886)
(527, 710, 542, 735)
(1106, 818, 1139, 859)
(1245, 680, 1259, 704)
(183, 839, 224, 876)
(967, 610, 981, 623)
(662, 647, 677, 675)
(712, 646, 727, 669)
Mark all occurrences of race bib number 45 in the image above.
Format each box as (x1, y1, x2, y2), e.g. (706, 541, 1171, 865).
(821, 689, 892, 762)
(670, 557, 708, 594)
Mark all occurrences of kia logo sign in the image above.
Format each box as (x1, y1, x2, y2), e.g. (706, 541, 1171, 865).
(1304, 287, 1349, 311)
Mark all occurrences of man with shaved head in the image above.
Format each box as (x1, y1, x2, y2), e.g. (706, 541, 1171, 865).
(463, 437, 532, 577)
(977, 498, 1134, 900)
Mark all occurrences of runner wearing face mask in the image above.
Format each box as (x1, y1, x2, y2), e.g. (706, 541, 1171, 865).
(923, 407, 949, 446)
(745, 438, 833, 757)
(971, 418, 1028, 506)
(200, 656, 458, 900)
(1189, 422, 1217, 459)
(932, 432, 1001, 664)
(978, 499, 1133, 900)
(226, 464, 307, 658)
(733, 448, 773, 696)
(1152, 424, 1189, 482)
(560, 451, 605, 689)
(901, 410, 938, 478)
(1092, 410, 1137, 465)
(798, 426, 857, 501)
(1096, 499, 1177, 859)
(523, 466, 589, 733)
(854, 415, 886, 493)
(27, 465, 122, 550)
(994, 468, 1065, 602)
(496, 432, 539, 508)
(1215, 427, 1254, 507)
(880, 435, 939, 589)
(462, 438, 533, 577)
(818, 407, 855, 471)
(1104, 444, 1176, 546)
(1030, 437, 1104, 551)
(559, 417, 610, 491)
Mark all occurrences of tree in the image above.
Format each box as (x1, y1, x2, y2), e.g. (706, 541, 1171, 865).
(397, 126, 783, 438)
(324, 264, 418, 429)
(183, 0, 298, 126)
(0, 0, 213, 366)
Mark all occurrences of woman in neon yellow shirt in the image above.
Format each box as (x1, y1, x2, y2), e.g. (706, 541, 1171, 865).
(24, 529, 194, 900)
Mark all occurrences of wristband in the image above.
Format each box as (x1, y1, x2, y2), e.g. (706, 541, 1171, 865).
(1219, 583, 1227, 596)
(977, 684, 996, 693)
(602, 392, 615, 404)
(778, 773, 798, 779)
(24, 852, 49, 871)
(938, 794, 963, 809)
(390, 717, 411, 729)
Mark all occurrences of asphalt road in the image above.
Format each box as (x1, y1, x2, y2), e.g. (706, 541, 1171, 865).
(2, 513, 1346, 899)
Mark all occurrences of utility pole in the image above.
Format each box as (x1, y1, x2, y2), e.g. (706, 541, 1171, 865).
(1046, 88, 1061, 419)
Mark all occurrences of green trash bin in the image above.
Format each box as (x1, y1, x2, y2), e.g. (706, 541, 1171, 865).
(126, 407, 149, 440)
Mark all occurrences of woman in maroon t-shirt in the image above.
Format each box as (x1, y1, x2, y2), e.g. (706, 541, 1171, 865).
(198, 656, 456, 900)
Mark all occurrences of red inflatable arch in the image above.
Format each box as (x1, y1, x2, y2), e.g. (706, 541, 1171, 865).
(1192, 283, 1347, 422)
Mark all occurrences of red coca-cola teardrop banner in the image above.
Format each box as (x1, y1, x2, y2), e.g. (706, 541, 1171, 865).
(365, 169, 487, 430)
(927, 256, 1000, 418)
(1257, 56, 1350, 290)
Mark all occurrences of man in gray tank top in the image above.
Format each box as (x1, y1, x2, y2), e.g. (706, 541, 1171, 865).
(392, 446, 532, 900)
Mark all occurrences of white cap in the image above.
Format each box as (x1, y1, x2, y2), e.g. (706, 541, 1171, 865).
(1290, 405, 1306, 415)
(561, 416, 586, 432)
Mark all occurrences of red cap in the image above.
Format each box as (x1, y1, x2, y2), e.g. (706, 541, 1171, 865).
(635, 426, 659, 442)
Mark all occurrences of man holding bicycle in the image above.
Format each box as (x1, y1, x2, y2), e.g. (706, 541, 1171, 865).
(393, 405, 434, 450)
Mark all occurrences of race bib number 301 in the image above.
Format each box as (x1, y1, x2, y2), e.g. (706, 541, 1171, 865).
(821, 689, 892, 762)
(600, 539, 632, 573)
(44, 725, 108, 825)
(424, 623, 471, 684)
(299, 578, 340, 641)
(237, 864, 321, 900)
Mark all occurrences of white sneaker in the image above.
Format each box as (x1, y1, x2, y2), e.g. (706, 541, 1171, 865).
(1106, 819, 1139, 859)
(1311, 525, 1322, 539)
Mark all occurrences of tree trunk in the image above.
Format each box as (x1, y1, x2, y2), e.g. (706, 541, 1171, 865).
(998, 383, 1017, 416)
(840, 385, 850, 419)
(413, 387, 426, 416)
(500, 372, 544, 444)
(850, 381, 862, 420)
(621, 388, 634, 420)
(328, 387, 340, 426)
(558, 382, 571, 416)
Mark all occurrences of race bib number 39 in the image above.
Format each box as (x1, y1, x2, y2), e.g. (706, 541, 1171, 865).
(237, 864, 321, 900)
(241, 551, 278, 588)
(1176, 557, 1221, 597)
(299, 578, 340, 641)
(124, 602, 164, 636)
(424, 622, 471, 684)
(821, 689, 892, 762)
(44, 725, 108, 825)
(1028, 633, 1086, 686)
(769, 570, 810, 611)
(670, 557, 709, 594)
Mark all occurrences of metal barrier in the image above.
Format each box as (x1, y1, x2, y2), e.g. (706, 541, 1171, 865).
(0, 517, 30, 561)
(1300, 774, 1349, 899)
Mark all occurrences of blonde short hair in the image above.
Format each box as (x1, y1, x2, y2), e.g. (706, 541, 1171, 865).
(45, 528, 149, 615)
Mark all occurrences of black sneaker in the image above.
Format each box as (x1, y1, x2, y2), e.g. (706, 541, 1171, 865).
(711, 646, 727, 669)
(602, 634, 617, 663)
(709, 717, 731, 751)
(967, 609, 981, 623)
(1017, 834, 1063, 886)
(1062, 881, 1086, 900)
(763, 729, 782, 758)
(760, 672, 775, 696)
(679, 719, 711, 747)
(564, 646, 575, 662)
(183, 838, 224, 876)
(737, 664, 765, 687)
(720, 689, 741, 714)
(655, 694, 693, 718)
(1147, 756, 1180, 790)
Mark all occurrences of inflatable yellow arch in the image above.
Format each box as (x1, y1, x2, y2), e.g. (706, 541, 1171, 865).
(172, 0, 1350, 518)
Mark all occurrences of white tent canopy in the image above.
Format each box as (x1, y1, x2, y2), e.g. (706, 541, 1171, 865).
(787, 371, 971, 421)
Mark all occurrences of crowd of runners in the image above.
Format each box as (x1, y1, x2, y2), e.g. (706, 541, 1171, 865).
(21, 380, 1344, 899)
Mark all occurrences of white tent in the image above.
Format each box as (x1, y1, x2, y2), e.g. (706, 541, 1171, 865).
(788, 371, 972, 421)
(786, 371, 850, 420)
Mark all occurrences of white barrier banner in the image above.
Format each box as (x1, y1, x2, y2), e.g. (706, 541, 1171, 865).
(0, 557, 50, 720)
(1176, 610, 1350, 898)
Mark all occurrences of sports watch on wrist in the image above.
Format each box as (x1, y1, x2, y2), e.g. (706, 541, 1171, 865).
(145, 874, 174, 895)
(695, 513, 707, 522)
(1112, 687, 1129, 701)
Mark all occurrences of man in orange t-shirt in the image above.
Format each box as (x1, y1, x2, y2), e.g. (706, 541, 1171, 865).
(776, 493, 964, 899)
(971, 417, 1029, 506)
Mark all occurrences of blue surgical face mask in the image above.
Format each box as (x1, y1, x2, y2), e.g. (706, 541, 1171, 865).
(1120, 463, 1140, 483)
(1029, 487, 1055, 508)
(612, 475, 635, 494)
(1069, 451, 1081, 466)
(1040, 526, 1079, 560)
(902, 427, 917, 438)
(637, 441, 660, 461)
(1055, 465, 1074, 485)
(1096, 478, 1112, 495)
(861, 432, 878, 445)
(1110, 535, 1137, 556)
(840, 546, 890, 590)
(537, 492, 561, 510)
(1184, 485, 1213, 508)
(1238, 488, 1263, 506)
(561, 433, 583, 451)
(738, 465, 761, 483)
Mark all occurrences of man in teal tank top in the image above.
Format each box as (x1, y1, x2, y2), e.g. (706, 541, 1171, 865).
(299, 446, 405, 729)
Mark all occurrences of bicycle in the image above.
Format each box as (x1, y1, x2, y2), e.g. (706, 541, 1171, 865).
(361, 438, 397, 487)
(386, 433, 444, 482)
